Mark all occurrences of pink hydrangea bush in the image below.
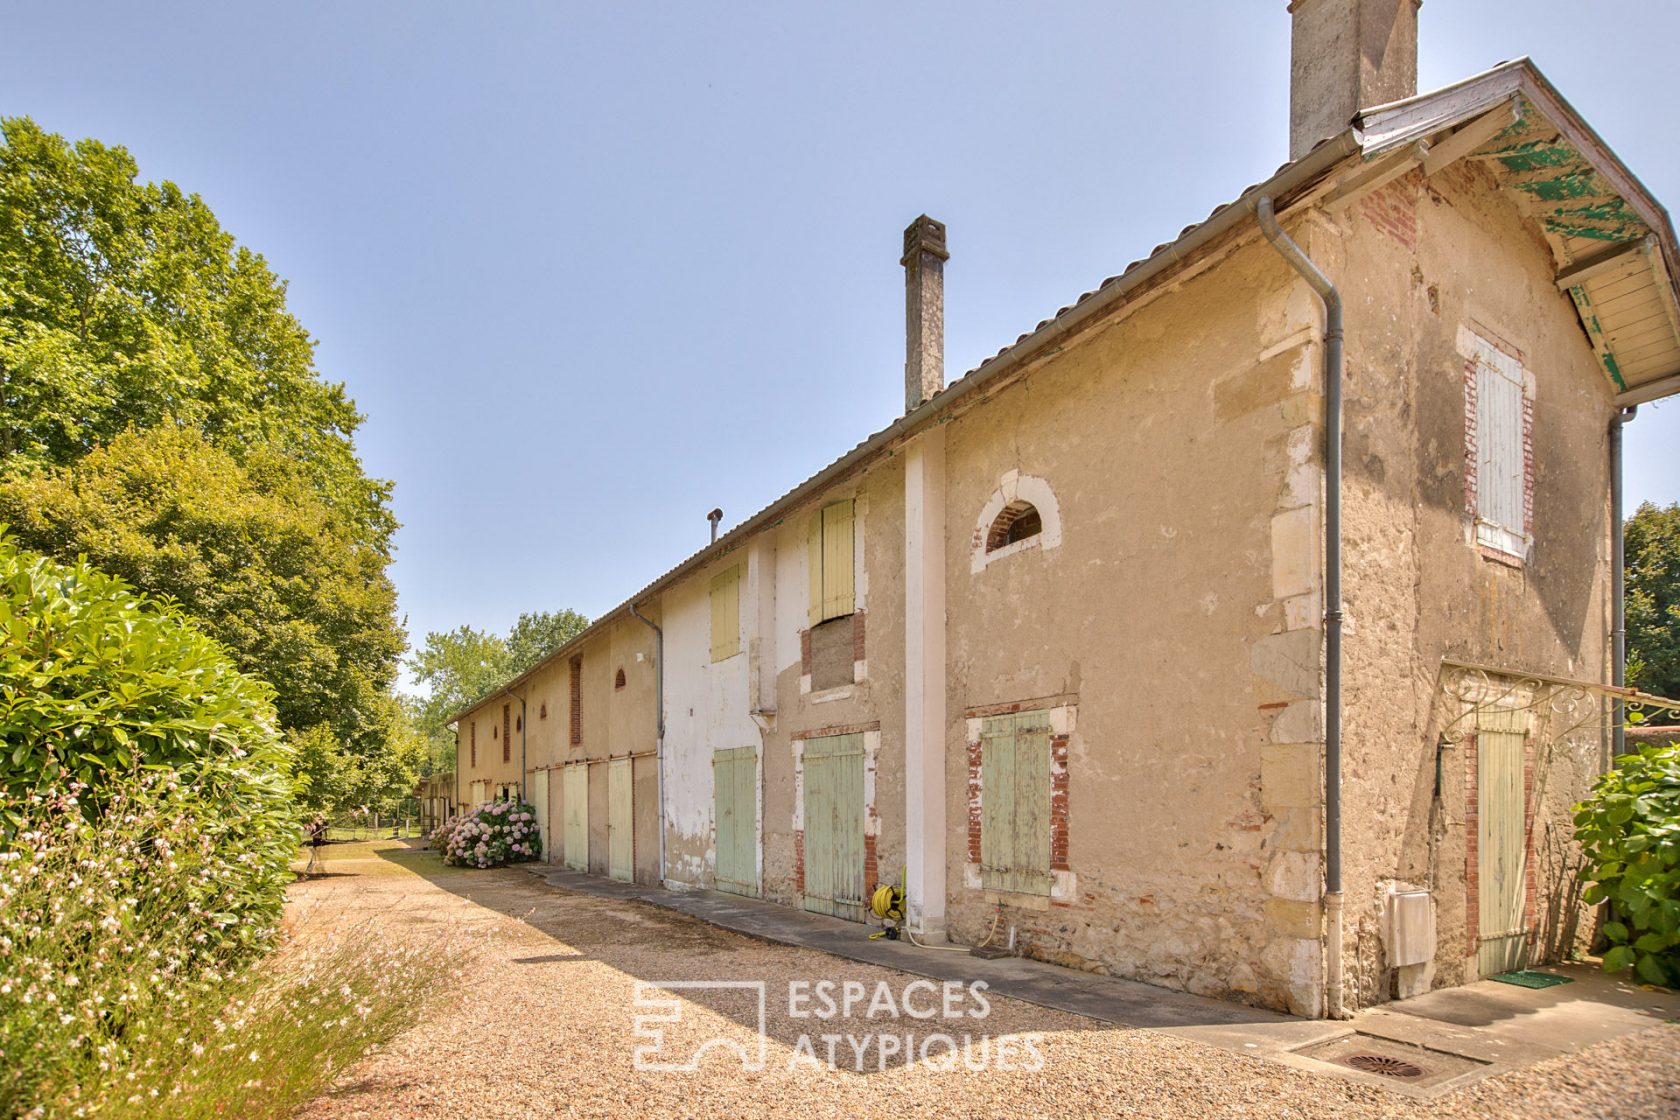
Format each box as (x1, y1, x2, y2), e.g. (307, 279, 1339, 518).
(436, 799, 542, 868)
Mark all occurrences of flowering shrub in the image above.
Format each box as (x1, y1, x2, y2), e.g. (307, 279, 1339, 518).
(438, 799, 543, 868)
(0, 539, 301, 1113)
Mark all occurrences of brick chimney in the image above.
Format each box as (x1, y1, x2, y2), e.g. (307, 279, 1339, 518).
(1289, 0, 1420, 160)
(902, 215, 948, 413)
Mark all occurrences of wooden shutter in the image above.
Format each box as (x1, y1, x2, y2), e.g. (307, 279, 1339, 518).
(1474, 341, 1526, 555)
(608, 757, 634, 882)
(807, 500, 857, 627)
(710, 565, 741, 662)
(713, 746, 757, 896)
(801, 734, 867, 920)
(979, 711, 1053, 895)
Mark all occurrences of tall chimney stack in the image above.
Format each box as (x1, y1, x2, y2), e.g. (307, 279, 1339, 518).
(1289, 0, 1420, 160)
(902, 215, 948, 414)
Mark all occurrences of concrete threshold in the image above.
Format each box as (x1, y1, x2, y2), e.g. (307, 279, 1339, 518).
(518, 864, 1680, 1099)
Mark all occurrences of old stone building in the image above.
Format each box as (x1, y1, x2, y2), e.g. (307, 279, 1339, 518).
(448, 0, 1680, 1017)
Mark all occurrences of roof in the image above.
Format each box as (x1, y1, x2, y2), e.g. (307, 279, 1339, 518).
(446, 59, 1680, 727)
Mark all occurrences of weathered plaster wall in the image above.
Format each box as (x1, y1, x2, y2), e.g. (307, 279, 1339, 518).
(940, 234, 1329, 1013)
(660, 551, 761, 889)
(758, 459, 909, 911)
(1333, 165, 1613, 1006)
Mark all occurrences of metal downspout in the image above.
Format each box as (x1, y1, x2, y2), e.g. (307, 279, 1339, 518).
(630, 602, 667, 885)
(1256, 196, 1348, 1020)
(453, 727, 460, 819)
(1610, 405, 1638, 758)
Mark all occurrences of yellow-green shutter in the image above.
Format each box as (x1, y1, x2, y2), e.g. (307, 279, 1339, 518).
(709, 565, 740, 662)
(820, 500, 856, 622)
(807, 510, 824, 627)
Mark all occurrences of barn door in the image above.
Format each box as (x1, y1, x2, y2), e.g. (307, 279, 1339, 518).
(529, 768, 550, 859)
(802, 734, 866, 922)
(713, 746, 758, 896)
(1477, 708, 1529, 976)
(608, 757, 634, 882)
(562, 763, 588, 872)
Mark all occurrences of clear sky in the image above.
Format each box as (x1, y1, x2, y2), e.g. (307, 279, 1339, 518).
(4, 1, 1677, 689)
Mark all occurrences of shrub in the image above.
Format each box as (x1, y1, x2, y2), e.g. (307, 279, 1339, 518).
(0, 538, 300, 1112)
(1574, 740, 1680, 987)
(438, 799, 542, 868)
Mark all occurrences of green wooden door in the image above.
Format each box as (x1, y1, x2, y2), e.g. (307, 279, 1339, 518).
(980, 711, 1053, 895)
(562, 763, 588, 872)
(529, 768, 550, 860)
(802, 734, 866, 921)
(608, 757, 634, 882)
(1477, 708, 1529, 976)
(713, 746, 758, 896)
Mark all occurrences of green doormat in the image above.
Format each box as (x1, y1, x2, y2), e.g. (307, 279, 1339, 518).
(1491, 970, 1574, 989)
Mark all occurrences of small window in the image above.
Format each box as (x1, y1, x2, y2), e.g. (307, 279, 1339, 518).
(515, 714, 523, 732)
(539, 702, 547, 720)
(980, 710, 1053, 895)
(710, 565, 741, 661)
(615, 667, 627, 690)
(807, 500, 856, 626)
(492, 725, 498, 740)
(987, 501, 1042, 552)
(1466, 334, 1531, 560)
(470, 721, 477, 767)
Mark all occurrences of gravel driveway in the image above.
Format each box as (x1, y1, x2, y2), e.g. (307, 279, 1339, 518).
(291, 842, 1678, 1120)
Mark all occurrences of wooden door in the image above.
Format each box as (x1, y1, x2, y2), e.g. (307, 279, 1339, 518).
(979, 711, 1053, 895)
(562, 763, 588, 872)
(713, 746, 758, 896)
(529, 768, 550, 860)
(608, 757, 634, 882)
(802, 734, 866, 921)
(1477, 708, 1529, 976)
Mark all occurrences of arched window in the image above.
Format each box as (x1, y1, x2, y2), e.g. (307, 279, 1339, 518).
(515, 714, 522, 733)
(615, 668, 627, 690)
(972, 470, 1062, 573)
(986, 500, 1043, 552)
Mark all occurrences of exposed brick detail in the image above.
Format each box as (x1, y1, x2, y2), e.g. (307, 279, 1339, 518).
(1359, 178, 1419, 251)
(864, 832, 879, 893)
(1463, 340, 1534, 568)
(470, 721, 477, 768)
(790, 721, 881, 742)
(1463, 355, 1480, 518)
(852, 610, 867, 662)
(502, 703, 511, 763)
(963, 693, 1078, 720)
(1049, 734, 1071, 872)
(966, 737, 984, 864)
(794, 830, 805, 894)
(569, 656, 582, 746)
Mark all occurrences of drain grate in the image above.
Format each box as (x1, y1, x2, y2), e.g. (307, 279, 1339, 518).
(1344, 1053, 1426, 1078)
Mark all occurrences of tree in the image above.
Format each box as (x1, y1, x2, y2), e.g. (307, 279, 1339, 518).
(0, 425, 404, 748)
(507, 608, 590, 674)
(1626, 501, 1680, 703)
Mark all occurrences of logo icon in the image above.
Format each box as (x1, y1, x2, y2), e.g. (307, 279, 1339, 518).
(632, 980, 768, 1071)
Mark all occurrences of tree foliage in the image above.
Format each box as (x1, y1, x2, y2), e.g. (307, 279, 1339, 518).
(1575, 741, 1680, 987)
(507, 608, 589, 675)
(0, 425, 403, 747)
(1626, 501, 1680, 703)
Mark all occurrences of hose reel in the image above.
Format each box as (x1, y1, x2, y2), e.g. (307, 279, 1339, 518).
(868, 881, 905, 940)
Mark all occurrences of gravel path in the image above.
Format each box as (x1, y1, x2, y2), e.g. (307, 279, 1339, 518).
(291, 842, 1678, 1120)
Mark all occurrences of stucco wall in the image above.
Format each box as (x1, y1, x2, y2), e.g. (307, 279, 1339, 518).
(940, 232, 1327, 1012)
(1333, 165, 1614, 1005)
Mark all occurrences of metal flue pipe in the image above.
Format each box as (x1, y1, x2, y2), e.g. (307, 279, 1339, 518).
(1610, 405, 1638, 757)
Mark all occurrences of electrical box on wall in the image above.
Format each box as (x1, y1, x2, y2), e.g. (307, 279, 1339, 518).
(1384, 890, 1436, 968)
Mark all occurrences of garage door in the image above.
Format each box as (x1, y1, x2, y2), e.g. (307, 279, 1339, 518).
(608, 757, 634, 882)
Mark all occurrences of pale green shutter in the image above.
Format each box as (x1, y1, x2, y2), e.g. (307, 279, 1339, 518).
(563, 763, 588, 872)
(608, 757, 634, 882)
(980, 711, 1052, 895)
(710, 565, 740, 662)
(713, 746, 757, 896)
(801, 733, 867, 921)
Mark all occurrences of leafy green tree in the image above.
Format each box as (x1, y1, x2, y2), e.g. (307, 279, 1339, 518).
(1627, 502, 1680, 703)
(0, 118, 388, 535)
(0, 425, 404, 750)
(507, 608, 589, 674)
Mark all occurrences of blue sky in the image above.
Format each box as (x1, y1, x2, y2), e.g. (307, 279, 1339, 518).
(4, 2, 1677, 689)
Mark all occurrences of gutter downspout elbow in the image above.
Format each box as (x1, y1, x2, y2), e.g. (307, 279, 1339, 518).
(630, 602, 667, 886)
(1256, 195, 1348, 1020)
(1610, 405, 1638, 758)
